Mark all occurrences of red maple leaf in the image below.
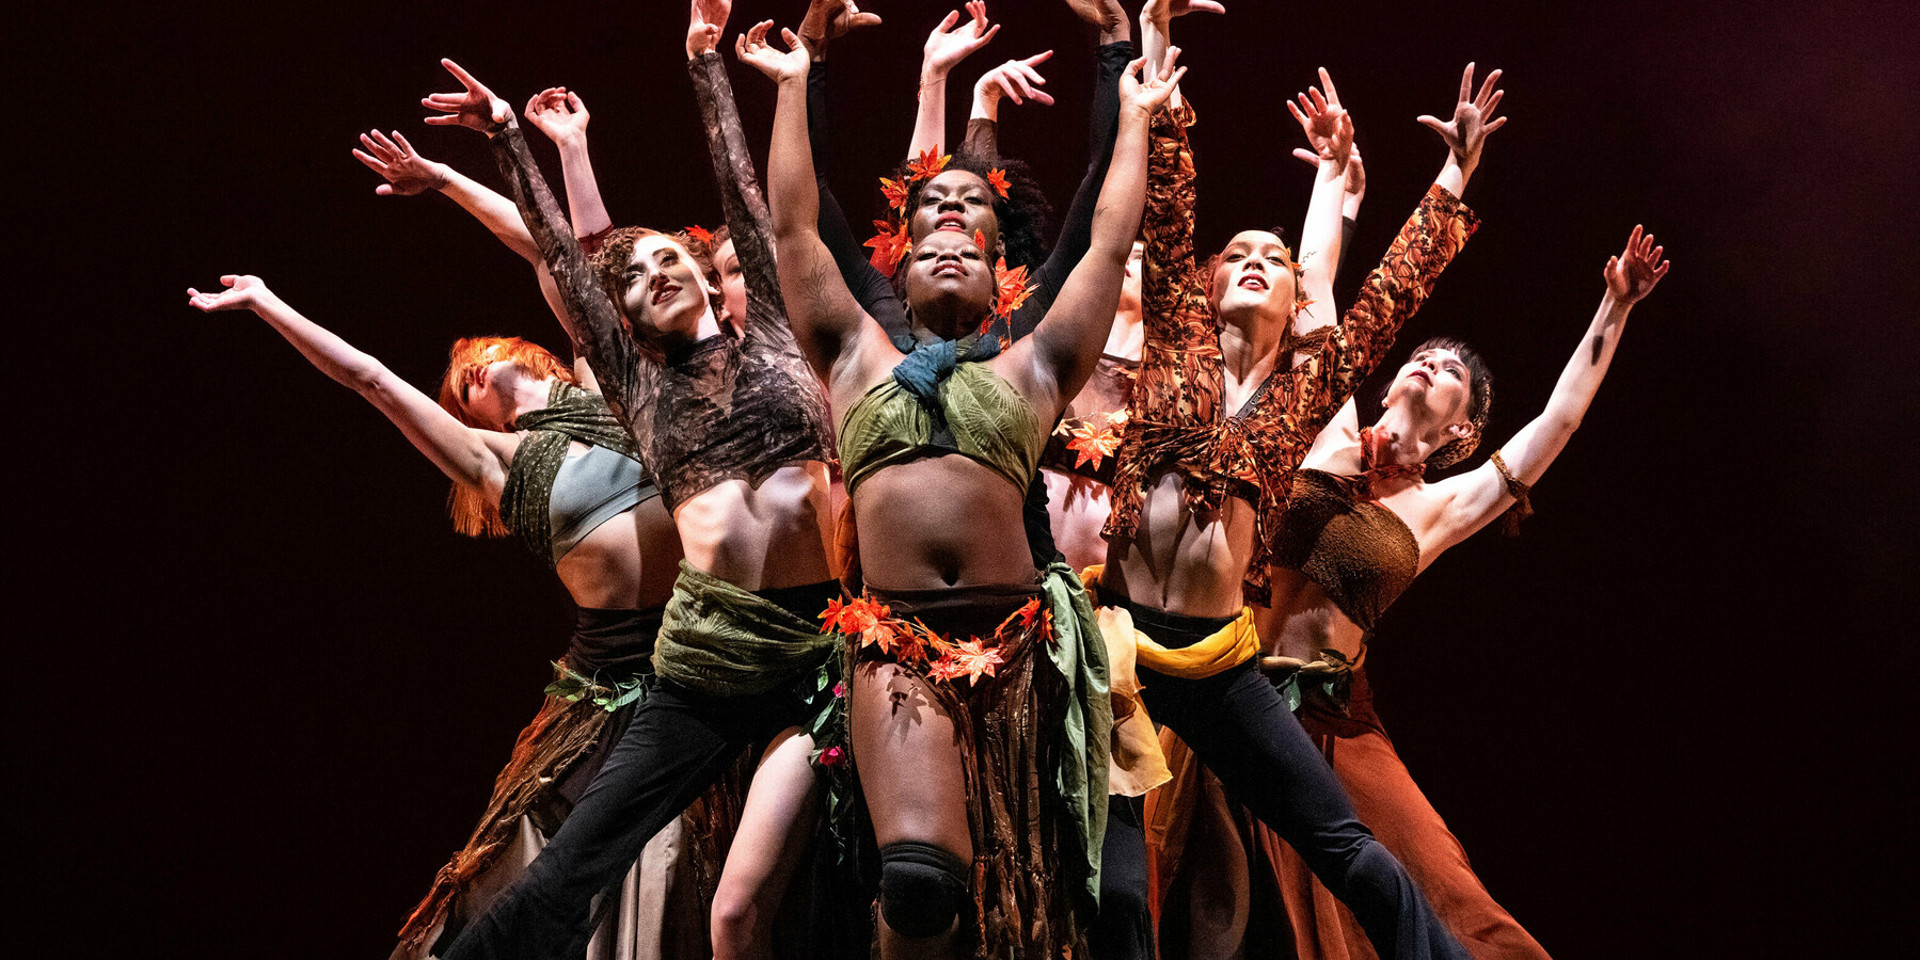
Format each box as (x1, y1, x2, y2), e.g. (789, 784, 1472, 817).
(986, 167, 1011, 198)
(686, 224, 714, 248)
(880, 177, 909, 212)
(993, 259, 1035, 319)
(865, 220, 912, 276)
(907, 149, 951, 183)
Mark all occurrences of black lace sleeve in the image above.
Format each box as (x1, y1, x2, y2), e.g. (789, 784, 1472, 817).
(1007, 40, 1135, 340)
(804, 57, 909, 345)
(487, 120, 656, 446)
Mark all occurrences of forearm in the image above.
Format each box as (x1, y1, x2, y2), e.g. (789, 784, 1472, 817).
(1089, 109, 1152, 260)
(770, 75, 823, 245)
(909, 64, 950, 157)
(553, 135, 613, 240)
(435, 166, 541, 263)
(486, 119, 631, 398)
(1036, 108, 1151, 384)
(1295, 158, 1349, 329)
(1139, 14, 1178, 110)
(1524, 295, 1633, 459)
(1436, 152, 1476, 201)
(689, 52, 779, 306)
(247, 290, 386, 391)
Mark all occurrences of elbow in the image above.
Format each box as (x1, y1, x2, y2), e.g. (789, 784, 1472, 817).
(348, 362, 397, 400)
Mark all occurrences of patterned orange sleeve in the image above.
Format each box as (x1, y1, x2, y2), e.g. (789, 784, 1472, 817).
(1106, 103, 1224, 542)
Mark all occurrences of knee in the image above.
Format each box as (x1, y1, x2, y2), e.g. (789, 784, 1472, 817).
(877, 840, 969, 940)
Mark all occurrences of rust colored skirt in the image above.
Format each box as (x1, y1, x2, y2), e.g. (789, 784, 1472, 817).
(1148, 667, 1549, 960)
(391, 655, 752, 960)
(852, 583, 1091, 959)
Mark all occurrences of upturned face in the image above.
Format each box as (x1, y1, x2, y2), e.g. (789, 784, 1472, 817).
(1384, 345, 1474, 437)
(1119, 241, 1145, 316)
(1209, 230, 1298, 320)
(902, 229, 996, 337)
(619, 234, 719, 340)
(713, 237, 746, 331)
(909, 170, 1002, 256)
(459, 359, 523, 432)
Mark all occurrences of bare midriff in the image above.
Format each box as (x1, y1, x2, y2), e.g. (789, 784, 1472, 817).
(853, 455, 1038, 593)
(1259, 567, 1368, 662)
(1103, 468, 1259, 620)
(673, 462, 836, 592)
(555, 496, 683, 610)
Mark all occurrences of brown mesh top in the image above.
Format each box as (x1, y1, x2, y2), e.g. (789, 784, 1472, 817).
(1271, 469, 1421, 631)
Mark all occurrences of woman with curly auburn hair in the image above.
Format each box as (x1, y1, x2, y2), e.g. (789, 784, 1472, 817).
(411, 3, 850, 956)
(179, 277, 730, 959)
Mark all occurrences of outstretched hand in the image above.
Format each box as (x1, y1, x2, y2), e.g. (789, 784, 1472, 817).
(422, 59, 511, 133)
(1286, 67, 1354, 170)
(1292, 145, 1366, 204)
(976, 51, 1055, 108)
(1418, 63, 1506, 169)
(353, 129, 449, 197)
(524, 88, 590, 145)
(1604, 225, 1670, 303)
(687, 0, 731, 58)
(1143, 0, 1227, 24)
(187, 275, 269, 313)
(800, 0, 881, 52)
(736, 21, 810, 83)
(924, 2, 998, 77)
(1121, 47, 1187, 115)
(1060, 0, 1127, 32)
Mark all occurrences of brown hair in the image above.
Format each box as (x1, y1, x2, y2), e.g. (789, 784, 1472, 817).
(434, 336, 577, 537)
(1203, 227, 1312, 316)
(1408, 336, 1494, 470)
(588, 226, 726, 326)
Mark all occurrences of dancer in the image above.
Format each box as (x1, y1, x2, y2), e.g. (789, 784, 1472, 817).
(179, 278, 725, 958)
(412, 9, 843, 956)
(1200, 226, 1666, 960)
(746, 16, 1180, 957)
(1091, 7, 1500, 956)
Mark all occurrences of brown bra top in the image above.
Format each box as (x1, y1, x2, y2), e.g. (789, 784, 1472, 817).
(1272, 468, 1421, 631)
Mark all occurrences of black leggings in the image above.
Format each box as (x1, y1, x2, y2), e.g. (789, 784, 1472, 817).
(1093, 793, 1154, 960)
(1107, 598, 1467, 960)
(440, 679, 809, 960)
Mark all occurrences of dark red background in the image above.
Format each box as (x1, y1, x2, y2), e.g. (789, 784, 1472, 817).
(23, 1, 1916, 957)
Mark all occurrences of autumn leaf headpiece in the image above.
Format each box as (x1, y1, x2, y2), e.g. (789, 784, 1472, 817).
(865, 150, 1016, 279)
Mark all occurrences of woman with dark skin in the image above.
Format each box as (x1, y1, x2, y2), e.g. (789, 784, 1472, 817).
(409, 6, 844, 952)
(180, 279, 712, 958)
(743, 17, 1181, 958)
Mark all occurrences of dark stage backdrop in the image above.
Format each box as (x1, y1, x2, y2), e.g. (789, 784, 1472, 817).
(21, 1, 1916, 957)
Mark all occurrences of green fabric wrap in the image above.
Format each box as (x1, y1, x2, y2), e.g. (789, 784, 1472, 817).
(1041, 560, 1115, 908)
(653, 561, 841, 698)
(837, 361, 1045, 497)
(499, 380, 649, 566)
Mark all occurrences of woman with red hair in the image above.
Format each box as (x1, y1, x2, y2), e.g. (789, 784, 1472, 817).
(181, 277, 740, 958)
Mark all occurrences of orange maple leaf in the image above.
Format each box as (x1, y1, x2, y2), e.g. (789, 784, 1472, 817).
(1065, 420, 1124, 470)
(935, 638, 1004, 683)
(986, 167, 1011, 198)
(907, 149, 951, 182)
(993, 259, 1036, 320)
(686, 224, 714, 248)
(880, 177, 909, 212)
(865, 220, 912, 276)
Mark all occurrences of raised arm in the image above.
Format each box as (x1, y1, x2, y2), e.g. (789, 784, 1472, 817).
(1292, 145, 1367, 286)
(1140, 0, 1225, 112)
(1429, 227, 1669, 550)
(1286, 69, 1356, 336)
(743, 23, 875, 375)
(1419, 63, 1506, 200)
(423, 59, 650, 430)
(685, 8, 785, 344)
(910, 3, 999, 158)
(797, 3, 909, 341)
(353, 128, 540, 262)
(186, 275, 508, 493)
(523, 87, 614, 240)
(1027, 54, 1184, 410)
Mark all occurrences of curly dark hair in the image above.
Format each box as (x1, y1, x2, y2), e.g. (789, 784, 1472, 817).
(586, 225, 726, 324)
(897, 151, 1052, 272)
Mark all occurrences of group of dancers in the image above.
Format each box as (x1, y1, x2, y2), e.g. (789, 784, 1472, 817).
(187, 2, 1669, 959)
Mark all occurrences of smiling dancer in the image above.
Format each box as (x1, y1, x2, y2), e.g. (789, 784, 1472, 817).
(407, 8, 853, 953)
